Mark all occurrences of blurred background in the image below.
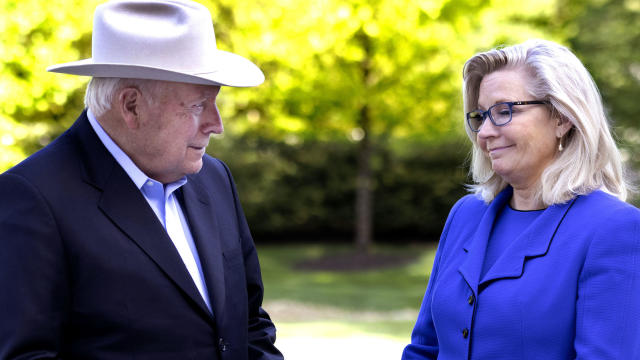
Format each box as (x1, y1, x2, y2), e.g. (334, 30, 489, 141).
(2, 0, 639, 358)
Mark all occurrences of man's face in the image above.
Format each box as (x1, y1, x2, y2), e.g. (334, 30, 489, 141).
(131, 81, 222, 183)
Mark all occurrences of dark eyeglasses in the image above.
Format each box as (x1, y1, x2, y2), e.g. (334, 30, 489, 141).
(466, 100, 550, 132)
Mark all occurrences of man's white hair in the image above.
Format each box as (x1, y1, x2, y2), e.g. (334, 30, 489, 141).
(462, 39, 630, 205)
(84, 77, 159, 117)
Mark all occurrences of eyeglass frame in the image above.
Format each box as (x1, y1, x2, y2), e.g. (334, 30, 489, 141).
(466, 100, 551, 133)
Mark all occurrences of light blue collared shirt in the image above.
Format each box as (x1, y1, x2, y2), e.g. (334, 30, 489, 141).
(87, 109, 212, 312)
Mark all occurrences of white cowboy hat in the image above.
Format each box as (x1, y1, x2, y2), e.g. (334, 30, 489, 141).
(47, 0, 264, 87)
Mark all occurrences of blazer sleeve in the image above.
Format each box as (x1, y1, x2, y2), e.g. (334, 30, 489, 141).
(219, 161, 284, 360)
(574, 205, 640, 359)
(401, 196, 469, 360)
(0, 173, 68, 359)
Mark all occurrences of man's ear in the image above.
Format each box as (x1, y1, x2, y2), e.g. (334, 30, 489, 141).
(118, 87, 143, 129)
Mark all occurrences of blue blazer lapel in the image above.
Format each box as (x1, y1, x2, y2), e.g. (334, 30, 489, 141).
(75, 112, 214, 320)
(180, 176, 226, 319)
(479, 196, 577, 285)
(458, 188, 513, 292)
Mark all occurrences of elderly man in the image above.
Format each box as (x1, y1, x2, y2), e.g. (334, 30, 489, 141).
(0, 1, 283, 359)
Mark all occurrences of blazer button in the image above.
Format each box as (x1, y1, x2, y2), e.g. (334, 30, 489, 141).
(219, 338, 228, 352)
(467, 294, 475, 305)
(462, 328, 469, 339)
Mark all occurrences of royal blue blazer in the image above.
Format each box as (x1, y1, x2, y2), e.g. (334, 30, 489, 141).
(402, 187, 640, 359)
(0, 112, 283, 360)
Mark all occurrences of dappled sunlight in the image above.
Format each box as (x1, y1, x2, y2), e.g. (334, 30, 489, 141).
(259, 244, 437, 311)
(265, 299, 417, 324)
(277, 334, 405, 360)
(259, 244, 430, 356)
(2, 0, 638, 356)
(264, 300, 416, 360)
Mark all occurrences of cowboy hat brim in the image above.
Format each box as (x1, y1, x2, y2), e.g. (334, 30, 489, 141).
(47, 49, 264, 88)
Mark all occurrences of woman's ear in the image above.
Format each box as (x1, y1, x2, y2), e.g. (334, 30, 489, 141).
(118, 87, 143, 129)
(556, 117, 573, 138)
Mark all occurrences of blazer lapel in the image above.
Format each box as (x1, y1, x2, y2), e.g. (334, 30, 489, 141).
(180, 176, 226, 319)
(479, 196, 577, 286)
(458, 188, 513, 293)
(74, 112, 213, 319)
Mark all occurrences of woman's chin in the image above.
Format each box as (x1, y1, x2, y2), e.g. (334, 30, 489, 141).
(491, 163, 512, 182)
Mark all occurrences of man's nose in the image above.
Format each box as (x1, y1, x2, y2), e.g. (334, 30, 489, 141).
(201, 104, 223, 134)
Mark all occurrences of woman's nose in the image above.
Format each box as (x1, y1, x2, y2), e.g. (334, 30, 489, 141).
(477, 116, 499, 139)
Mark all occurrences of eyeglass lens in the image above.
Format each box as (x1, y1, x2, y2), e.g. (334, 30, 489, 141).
(467, 103, 512, 131)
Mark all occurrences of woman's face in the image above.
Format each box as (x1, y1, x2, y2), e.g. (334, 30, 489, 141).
(475, 68, 560, 190)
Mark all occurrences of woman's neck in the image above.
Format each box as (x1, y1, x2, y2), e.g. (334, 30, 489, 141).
(510, 185, 545, 211)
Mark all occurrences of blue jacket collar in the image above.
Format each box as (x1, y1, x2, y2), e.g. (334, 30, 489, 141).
(458, 186, 577, 292)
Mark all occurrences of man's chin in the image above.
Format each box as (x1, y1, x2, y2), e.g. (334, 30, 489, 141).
(185, 160, 204, 175)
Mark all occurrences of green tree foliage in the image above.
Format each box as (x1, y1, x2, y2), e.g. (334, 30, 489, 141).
(208, 0, 559, 141)
(4, 0, 633, 242)
(554, 0, 640, 180)
(1, 0, 101, 169)
(207, 0, 560, 248)
(210, 135, 469, 240)
(555, 0, 640, 128)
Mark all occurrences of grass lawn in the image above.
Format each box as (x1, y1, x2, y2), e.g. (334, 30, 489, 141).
(256, 242, 437, 344)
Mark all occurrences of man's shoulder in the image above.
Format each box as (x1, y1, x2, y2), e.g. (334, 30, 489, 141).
(3, 112, 88, 179)
(197, 155, 229, 178)
(201, 154, 226, 170)
(4, 131, 78, 182)
(188, 155, 235, 189)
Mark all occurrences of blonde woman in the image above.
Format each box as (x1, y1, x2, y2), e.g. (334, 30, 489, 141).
(402, 39, 640, 359)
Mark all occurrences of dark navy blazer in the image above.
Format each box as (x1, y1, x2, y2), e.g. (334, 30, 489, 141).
(403, 187, 640, 359)
(0, 111, 283, 360)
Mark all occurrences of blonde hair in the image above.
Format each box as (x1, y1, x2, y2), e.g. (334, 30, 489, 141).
(462, 39, 629, 205)
(85, 77, 159, 117)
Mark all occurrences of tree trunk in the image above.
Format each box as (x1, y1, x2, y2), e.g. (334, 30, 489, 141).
(355, 28, 373, 253)
(355, 104, 373, 252)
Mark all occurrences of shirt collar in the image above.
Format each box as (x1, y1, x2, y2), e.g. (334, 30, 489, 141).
(86, 109, 187, 192)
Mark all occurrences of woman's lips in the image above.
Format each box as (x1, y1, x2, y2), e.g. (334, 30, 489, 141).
(488, 144, 514, 156)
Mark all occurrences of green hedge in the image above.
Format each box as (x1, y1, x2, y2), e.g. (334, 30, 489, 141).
(212, 135, 470, 242)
